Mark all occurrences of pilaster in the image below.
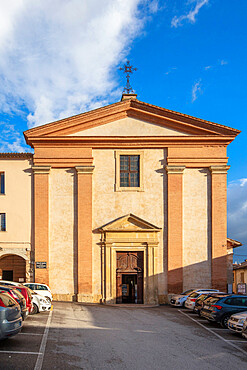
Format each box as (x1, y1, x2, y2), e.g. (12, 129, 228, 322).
(32, 166, 51, 285)
(166, 165, 185, 294)
(210, 165, 230, 291)
(76, 165, 94, 302)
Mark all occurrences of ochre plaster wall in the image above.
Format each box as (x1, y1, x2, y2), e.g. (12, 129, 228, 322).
(49, 168, 76, 298)
(92, 149, 166, 301)
(69, 117, 189, 137)
(183, 168, 211, 290)
(0, 159, 32, 244)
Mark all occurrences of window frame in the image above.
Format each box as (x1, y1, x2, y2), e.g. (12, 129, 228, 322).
(115, 150, 144, 192)
(0, 213, 6, 232)
(0, 172, 5, 195)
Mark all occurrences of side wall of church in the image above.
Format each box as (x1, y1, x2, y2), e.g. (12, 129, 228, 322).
(183, 168, 212, 290)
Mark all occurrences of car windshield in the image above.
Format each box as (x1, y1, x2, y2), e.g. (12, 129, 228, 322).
(189, 292, 200, 298)
(12, 289, 24, 300)
(0, 292, 16, 307)
(197, 294, 207, 302)
(204, 296, 221, 304)
(182, 289, 194, 295)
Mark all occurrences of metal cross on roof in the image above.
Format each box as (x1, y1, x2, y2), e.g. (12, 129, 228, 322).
(119, 60, 137, 94)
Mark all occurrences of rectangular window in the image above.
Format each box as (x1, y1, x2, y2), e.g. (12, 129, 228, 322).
(241, 272, 245, 283)
(0, 213, 6, 231)
(120, 155, 140, 187)
(0, 172, 5, 194)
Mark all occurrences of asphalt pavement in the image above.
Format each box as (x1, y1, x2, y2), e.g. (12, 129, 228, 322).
(0, 302, 247, 369)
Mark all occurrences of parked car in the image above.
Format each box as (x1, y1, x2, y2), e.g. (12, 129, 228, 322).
(0, 281, 33, 314)
(169, 289, 196, 307)
(24, 283, 53, 303)
(194, 292, 226, 316)
(185, 290, 220, 310)
(242, 318, 247, 339)
(170, 289, 219, 307)
(201, 294, 247, 328)
(228, 311, 247, 333)
(0, 292, 22, 340)
(27, 288, 52, 314)
(0, 285, 28, 320)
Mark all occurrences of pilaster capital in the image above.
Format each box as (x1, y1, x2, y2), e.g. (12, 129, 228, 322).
(210, 165, 230, 174)
(75, 166, 95, 174)
(165, 165, 186, 174)
(32, 166, 51, 174)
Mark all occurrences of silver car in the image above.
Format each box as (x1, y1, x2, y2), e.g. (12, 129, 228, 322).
(170, 289, 196, 307)
(0, 292, 23, 340)
(242, 318, 247, 339)
(228, 311, 247, 333)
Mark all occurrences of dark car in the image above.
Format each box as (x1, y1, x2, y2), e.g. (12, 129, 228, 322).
(194, 292, 226, 316)
(0, 292, 22, 340)
(201, 294, 247, 328)
(0, 286, 28, 320)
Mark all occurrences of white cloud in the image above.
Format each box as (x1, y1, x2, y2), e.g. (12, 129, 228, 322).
(0, 122, 30, 152)
(204, 65, 212, 70)
(220, 59, 228, 65)
(191, 79, 202, 102)
(171, 0, 209, 28)
(228, 179, 247, 256)
(0, 0, 157, 128)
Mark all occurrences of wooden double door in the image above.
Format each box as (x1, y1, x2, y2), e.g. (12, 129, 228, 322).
(116, 251, 143, 304)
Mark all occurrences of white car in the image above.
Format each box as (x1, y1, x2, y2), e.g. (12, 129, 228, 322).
(24, 283, 53, 302)
(184, 289, 220, 310)
(170, 289, 196, 307)
(29, 291, 51, 315)
(228, 311, 247, 333)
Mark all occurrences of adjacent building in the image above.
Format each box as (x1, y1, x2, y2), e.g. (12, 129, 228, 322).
(0, 94, 241, 303)
(233, 260, 247, 294)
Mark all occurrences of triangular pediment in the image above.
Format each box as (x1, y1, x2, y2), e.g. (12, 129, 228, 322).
(99, 214, 161, 232)
(24, 99, 240, 146)
(68, 117, 189, 137)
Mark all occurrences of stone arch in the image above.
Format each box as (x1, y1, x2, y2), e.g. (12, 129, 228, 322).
(0, 254, 27, 282)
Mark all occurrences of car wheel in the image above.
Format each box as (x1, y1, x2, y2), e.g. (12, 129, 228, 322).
(221, 314, 230, 328)
(31, 303, 39, 315)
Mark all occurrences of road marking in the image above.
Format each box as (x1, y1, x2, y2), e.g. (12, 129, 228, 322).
(178, 310, 247, 355)
(34, 306, 53, 370)
(19, 332, 43, 336)
(0, 350, 41, 355)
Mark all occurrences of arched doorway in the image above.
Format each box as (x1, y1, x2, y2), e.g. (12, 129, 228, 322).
(0, 255, 26, 282)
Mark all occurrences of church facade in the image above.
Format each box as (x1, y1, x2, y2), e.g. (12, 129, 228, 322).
(1, 95, 240, 304)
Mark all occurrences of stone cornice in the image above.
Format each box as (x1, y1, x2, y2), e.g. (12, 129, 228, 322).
(75, 166, 95, 174)
(32, 165, 51, 174)
(210, 165, 230, 174)
(166, 165, 186, 174)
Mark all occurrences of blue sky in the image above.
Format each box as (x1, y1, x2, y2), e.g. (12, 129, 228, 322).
(0, 0, 246, 262)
